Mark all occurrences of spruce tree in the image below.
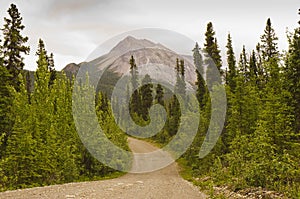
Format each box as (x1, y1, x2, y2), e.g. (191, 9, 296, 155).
(167, 95, 181, 137)
(2, 4, 30, 89)
(239, 46, 251, 82)
(236, 18, 297, 190)
(285, 11, 300, 133)
(140, 74, 153, 121)
(2, 75, 38, 188)
(260, 18, 280, 85)
(204, 22, 222, 72)
(260, 18, 279, 62)
(48, 53, 56, 87)
(180, 59, 186, 96)
(193, 42, 206, 108)
(176, 58, 180, 73)
(193, 42, 204, 74)
(129, 55, 141, 116)
(222, 34, 237, 150)
(3, 54, 79, 186)
(49, 72, 81, 182)
(0, 41, 12, 153)
(175, 59, 186, 98)
(34, 39, 50, 97)
(249, 50, 259, 84)
(255, 43, 266, 88)
(180, 59, 185, 77)
(225, 34, 237, 91)
(204, 22, 223, 90)
(299, 8, 300, 25)
(31, 39, 56, 184)
(130, 55, 138, 89)
(155, 84, 164, 106)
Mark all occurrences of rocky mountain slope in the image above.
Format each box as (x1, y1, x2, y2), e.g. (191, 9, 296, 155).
(63, 36, 197, 89)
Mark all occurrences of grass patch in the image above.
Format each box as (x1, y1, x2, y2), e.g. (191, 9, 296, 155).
(176, 158, 194, 181)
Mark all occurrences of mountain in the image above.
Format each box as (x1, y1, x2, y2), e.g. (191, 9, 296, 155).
(63, 36, 197, 94)
(109, 36, 171, 56)
(64, 63, 81, 79)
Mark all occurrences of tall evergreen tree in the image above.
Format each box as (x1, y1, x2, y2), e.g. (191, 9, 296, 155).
(260, 18, 279, 62)
(0, 42, 4, 69)
(130, 55, 138, 89)
(239, 46, 249, 78)
(260, 18, 280, 85)
(193, 42, 206, 107)
(129, 55, 141, 116)
(49, 72, 80, 182)
(166, 94, 181, 137)
(299, 8, 300, 25)
(249, 50, 259, 84)
(180, 60, 186, 78)
(0, 40, 12, 153)
(2, 75, 38, 188)
(34, 39, 50, 94)
(222, 34, 237, 150)
(180, 59, 185, 77)
(140, 74, 153, 121)
(174, 59, 186, 98)
(48, 53, 56, 87)
(285, 11, 300, 132)
(176, 58, 180, 73)
(31, 39, 57, 183)
(2, 4, 30, 89)
(204, 22, 223, 90)
(225, 34, 237, 91)
(204, 22, 222, 73)
(155, 84, 164, 106)
(255, 43, 266, 88)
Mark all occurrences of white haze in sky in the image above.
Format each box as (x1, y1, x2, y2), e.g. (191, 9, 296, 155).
(0, 0, 299, 70)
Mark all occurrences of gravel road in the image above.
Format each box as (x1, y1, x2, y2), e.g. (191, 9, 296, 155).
(0, 138, 206, 199)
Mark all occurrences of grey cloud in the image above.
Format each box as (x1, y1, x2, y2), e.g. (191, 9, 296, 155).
(47, 0, 102, 19)
(0, 0, 299, 70)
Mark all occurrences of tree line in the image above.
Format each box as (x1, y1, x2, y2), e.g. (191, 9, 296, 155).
(0, 3, 299, 198)
(129, 14, 299, 198)
(125, 10, 300, 199)
(0, 4, 129, 190)
(187, 17, 300, 198)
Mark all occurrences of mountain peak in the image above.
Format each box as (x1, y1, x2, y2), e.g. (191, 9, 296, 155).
(109, 36, 163, 55)
(63, 35, 196, 87)
(123, 35, 139, 42)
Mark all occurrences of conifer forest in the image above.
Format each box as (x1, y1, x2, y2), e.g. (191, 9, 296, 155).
(0, 3, 299, 199)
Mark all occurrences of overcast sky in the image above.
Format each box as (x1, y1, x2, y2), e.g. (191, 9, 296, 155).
(0, 0, 299, 70)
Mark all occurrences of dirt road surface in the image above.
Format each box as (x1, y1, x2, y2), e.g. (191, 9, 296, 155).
(0, 138, 206, 199)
